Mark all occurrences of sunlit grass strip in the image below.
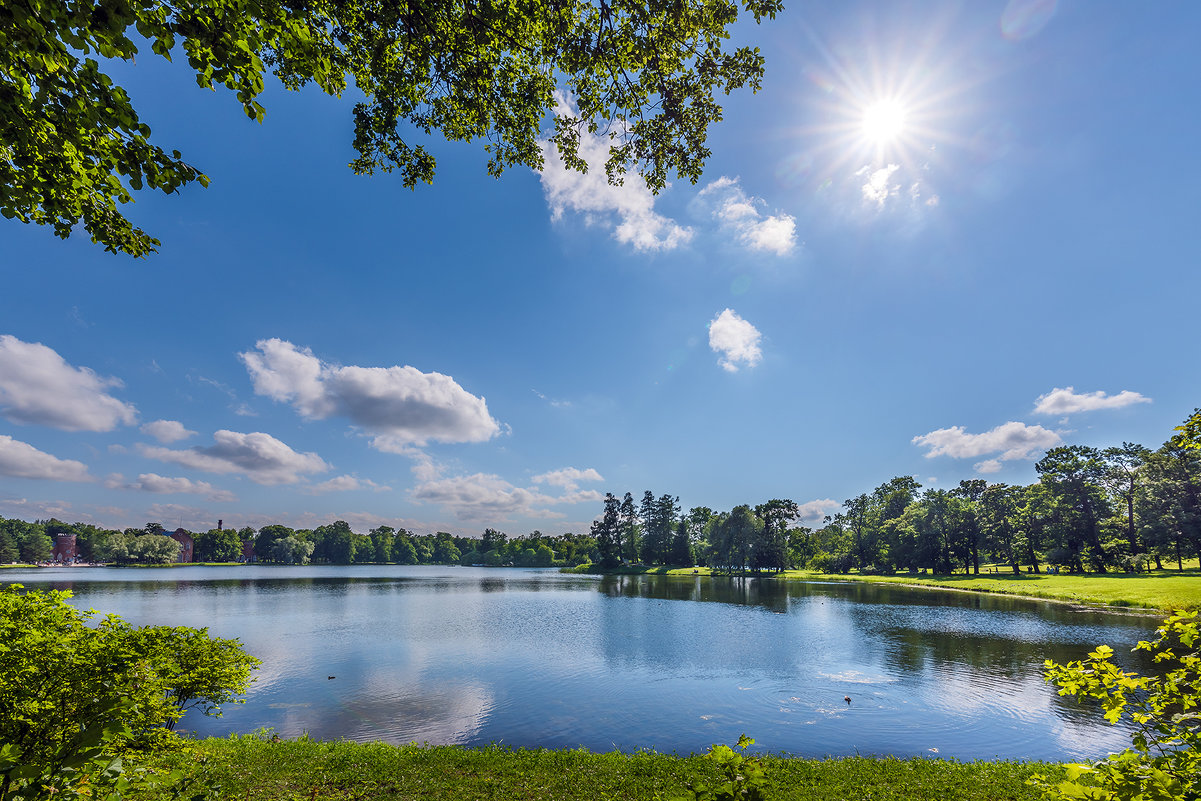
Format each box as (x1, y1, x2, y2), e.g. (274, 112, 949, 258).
(654, 567, 1201, 612)
(157, 736, 1057, 801)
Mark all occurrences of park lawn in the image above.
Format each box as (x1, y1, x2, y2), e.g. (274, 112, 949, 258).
(657, 566, 1201, 612)
(154, 736, 1057, 801)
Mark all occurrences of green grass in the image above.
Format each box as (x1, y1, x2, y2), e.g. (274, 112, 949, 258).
(565, 564, 1201, 612)
(760, 568, 1201, 612)
(153, 736, 1057, 801)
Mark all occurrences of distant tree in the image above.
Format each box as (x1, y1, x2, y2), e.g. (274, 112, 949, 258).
(592, 493, 622, 567)
(368, 526, 395, 563)
(255, 525, 293, 559)
(754, 499, 798, 572)
(619, 492, 640, 563)
(17, 524, 52, 563)
(1102, 442, 1151, 556)
(393, 535, 419, 565)
(319, 521, 356, 565)
(194, 528, 241, 562)
(1037, 446, 1112, 572)
(268, 536, 314, 565)
(669, 520, 693, 566)
(481, 528, 507, 553)
(433, 533, 460, 564)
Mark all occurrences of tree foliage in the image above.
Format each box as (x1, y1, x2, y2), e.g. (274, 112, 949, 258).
(2, 0, 782, 256)
(0, 584, 258, 797)
(1036, 611, 1200, 801)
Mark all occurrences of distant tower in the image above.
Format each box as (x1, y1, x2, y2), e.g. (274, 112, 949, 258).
(51, 533, 77, 562)
(218, 519, 223, 530)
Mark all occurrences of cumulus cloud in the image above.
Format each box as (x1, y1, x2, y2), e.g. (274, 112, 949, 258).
(538, 98, 692, 251)
(912, 421, 1061, 471)
(1033, 387, 1151, 416)
(0, 435, 92, 482)
(140, 419, 197, 444)
(796, 499, 842, 526)
(123, 473, 237, 503)
(708, 309, 763, 372)
(413, 473, 562, 522)
(139, 430, 329, 485)
(532, 467, 604, 492)
(240, 339, 502, 452)
(699, 177, 797, 255)
(305, 475, 391, 495)
(413, 462, 603, 522)
(0, 335, 137, 431)
(860, 164, 901, 207)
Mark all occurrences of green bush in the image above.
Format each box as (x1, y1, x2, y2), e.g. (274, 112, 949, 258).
(1035, 611, 1199, 801)
(0, 584, 258, 797)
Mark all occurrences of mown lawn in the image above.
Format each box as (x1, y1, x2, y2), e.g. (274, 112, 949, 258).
(155, 736, 1058, 801)
(572, 564, 1201, 612)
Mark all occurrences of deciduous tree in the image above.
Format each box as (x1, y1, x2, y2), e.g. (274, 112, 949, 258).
(2, 0, 782, 256)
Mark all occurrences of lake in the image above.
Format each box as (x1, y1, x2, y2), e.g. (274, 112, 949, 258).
(4, 565, 1159, 760)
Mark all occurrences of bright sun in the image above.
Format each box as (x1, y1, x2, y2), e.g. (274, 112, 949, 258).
(861, 99, 907, 143)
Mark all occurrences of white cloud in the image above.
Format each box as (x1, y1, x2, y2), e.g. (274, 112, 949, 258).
(413, 460, 603, 522)
(305, 475, 391, 495)
(860, 164, 901, 207)
(139, 430, 329, 485)
(699, 177, 797, 255)
(708, 309, 763, 372)
(140, 419, 197, 444)
(240, 339, 502, 452)
(796, 499, 842, 526)
(912, 421, 1061, 465)
(0, 335, 137, 431)
(0, 435, 92, 482)
(532, 467, 604, 492)
(413, 472, 562, 522)
(538, 98, 692, 252)
(974, 459, 1004, 474)
(1033, 386, 1151, 416)
(123, 473, 238, 503)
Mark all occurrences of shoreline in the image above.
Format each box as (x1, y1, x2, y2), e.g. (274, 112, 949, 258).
(567, 564, 1199, 614)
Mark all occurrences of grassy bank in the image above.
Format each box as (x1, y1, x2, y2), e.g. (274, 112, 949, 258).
(155, 736, 1057, 801)
(564, 564, 1201, 612)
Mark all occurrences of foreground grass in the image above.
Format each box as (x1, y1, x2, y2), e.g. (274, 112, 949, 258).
(566, 564, 1201, 611)
(154, 736, 1057, 801)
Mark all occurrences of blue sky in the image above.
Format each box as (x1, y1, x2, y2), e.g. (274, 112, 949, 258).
(2, 0, 1198, 536)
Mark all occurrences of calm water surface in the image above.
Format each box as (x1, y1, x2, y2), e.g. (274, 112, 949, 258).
(6, 565, 1159, 760)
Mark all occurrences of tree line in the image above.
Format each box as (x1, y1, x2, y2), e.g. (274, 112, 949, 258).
(0, 516, 600, 568)
(5, 410, 1198, 574)
(589, 411, 1201, 575)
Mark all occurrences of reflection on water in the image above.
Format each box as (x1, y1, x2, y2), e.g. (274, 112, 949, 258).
(4, 565, 1158, 759)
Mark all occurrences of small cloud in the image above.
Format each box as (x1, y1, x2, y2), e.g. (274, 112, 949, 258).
(305, 475, 391, 495)
(708, 309, 763, 372)
(0, 435, 92, 482)
(974, 459, 1003, 474)
(1033, 386, 1151, 416)
(699, 177, 797, 255)
(538, 95, 692, 252)
(912, 421, 1061, 465)
(532, 467, 604, 492)
(139, 430, 329, 486)
(796, 499, 842, 525)
(241, 339, 501, 453)
(140, 419, 198, 444)
(126, 473, 237, 503)
(0, 335, 138, 432)
(860, 164, 901, 207)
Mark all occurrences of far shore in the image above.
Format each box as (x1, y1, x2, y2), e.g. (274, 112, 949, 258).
(564, 563, 1201, 613)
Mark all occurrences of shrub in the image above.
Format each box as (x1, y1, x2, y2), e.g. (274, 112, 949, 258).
(0, 584, 258, 797)
(1034, 611, 1199, 801)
